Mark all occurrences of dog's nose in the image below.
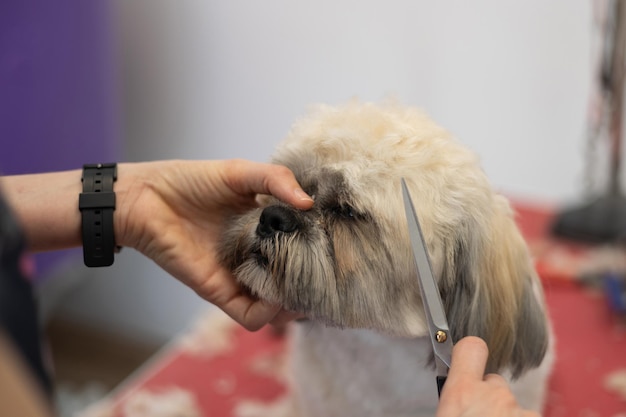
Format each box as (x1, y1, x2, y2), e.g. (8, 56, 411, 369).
(257, 206, 299, 238)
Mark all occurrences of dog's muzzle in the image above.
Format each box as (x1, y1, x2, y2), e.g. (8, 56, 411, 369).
(256, 206, 299, 238)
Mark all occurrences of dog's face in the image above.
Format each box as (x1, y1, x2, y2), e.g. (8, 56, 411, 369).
(219, 101, 548, 377)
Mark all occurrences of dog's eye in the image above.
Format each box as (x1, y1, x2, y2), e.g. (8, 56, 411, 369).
(331, 204, 356, 219)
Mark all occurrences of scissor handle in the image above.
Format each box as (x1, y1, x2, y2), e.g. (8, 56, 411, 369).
(436, 376, 447, 398)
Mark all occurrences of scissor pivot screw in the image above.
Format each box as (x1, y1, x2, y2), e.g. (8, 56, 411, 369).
(435, 330, 447, 343)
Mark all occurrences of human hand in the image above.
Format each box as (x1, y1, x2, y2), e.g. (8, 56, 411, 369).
(114, 159, 314, 331)
(436, 336, 540, 417)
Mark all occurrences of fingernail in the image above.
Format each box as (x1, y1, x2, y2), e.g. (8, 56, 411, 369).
(294, 188, 314, 202)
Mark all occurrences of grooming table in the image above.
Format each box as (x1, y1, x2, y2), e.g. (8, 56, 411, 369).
(84, 202, 626, 417)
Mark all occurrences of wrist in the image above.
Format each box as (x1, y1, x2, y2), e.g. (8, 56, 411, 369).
(110, 162, 158, 251)
(109, 163, 134, 250)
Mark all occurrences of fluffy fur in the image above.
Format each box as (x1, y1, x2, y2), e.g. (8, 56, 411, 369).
(219, 100, 554, 416)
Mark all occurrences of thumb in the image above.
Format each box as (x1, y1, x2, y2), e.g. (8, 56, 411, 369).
(446, 336, 490, 384)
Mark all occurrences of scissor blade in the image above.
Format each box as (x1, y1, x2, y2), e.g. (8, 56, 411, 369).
(401, 178, 452, 371)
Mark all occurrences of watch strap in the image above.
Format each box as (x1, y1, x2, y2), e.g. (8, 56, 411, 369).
(79, 163, 117, 267)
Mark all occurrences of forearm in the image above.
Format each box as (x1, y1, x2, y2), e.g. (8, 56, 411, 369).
(0, 163, 152, 253)
(0, 170, 83, 252)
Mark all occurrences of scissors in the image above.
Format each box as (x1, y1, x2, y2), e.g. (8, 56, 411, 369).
(401, 178, 454, 398)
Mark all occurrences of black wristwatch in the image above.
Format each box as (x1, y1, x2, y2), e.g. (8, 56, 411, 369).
(78, 163, 118, 267)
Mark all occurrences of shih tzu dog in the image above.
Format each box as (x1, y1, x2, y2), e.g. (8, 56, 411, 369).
(219, 100, 554, 416)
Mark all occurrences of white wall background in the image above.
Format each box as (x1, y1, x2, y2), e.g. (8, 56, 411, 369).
(58, 0, 595, 344)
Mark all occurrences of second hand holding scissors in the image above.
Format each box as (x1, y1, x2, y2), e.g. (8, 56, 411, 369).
(401, 178, 454, 398)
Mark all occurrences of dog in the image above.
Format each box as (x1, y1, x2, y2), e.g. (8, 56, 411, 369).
(219, 100, 554, 416)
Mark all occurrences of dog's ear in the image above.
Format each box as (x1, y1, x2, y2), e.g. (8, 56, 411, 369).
(441, 196, 549, 378)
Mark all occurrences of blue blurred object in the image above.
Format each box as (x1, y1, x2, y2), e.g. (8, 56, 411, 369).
(604, 272, 626, 317)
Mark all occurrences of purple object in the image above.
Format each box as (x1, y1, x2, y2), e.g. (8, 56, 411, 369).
(0, 0, 121, 279)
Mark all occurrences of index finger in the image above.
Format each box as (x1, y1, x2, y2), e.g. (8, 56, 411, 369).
(447, 336, 490, 383)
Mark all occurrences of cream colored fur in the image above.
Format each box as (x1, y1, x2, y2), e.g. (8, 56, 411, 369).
(219, 100, 554, 416)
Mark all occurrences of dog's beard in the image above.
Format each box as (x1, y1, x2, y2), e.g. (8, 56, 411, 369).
(228, 219, 339, 317)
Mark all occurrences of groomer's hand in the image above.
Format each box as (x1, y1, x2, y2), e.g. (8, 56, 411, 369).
(436, 337, 541, 417)
(114, 159, 314, 330)
(2, 159, 313, 331)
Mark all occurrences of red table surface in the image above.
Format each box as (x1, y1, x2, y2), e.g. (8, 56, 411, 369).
(89, 202, 626, 417)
